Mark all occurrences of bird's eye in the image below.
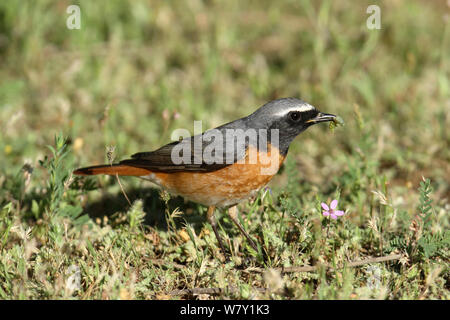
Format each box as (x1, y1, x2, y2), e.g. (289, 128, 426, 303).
(289, 111, 301, 122)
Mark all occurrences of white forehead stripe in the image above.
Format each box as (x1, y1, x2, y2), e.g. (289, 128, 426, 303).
(274, 104, 315, 117)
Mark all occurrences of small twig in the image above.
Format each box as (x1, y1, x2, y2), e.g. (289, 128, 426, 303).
(106, 145, 132, 206)
(156, 254, 402, 275)
(247, 254, 402, 274)
(115, 173, 132, 206)
(150, 259, 185, 271)
(345, 254, 402, 268)
(169, 286, 266, 297)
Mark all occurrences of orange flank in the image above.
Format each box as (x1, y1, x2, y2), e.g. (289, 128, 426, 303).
(143, 145, 285, 207)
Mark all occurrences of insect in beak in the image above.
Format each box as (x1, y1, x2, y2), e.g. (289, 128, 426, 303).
(306, 112, 336, 124)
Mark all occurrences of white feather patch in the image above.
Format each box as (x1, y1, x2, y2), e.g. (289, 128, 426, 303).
(273, 104, 315, 117)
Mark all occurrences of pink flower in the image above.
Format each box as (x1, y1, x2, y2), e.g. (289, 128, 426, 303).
(321, 199, 344, 220)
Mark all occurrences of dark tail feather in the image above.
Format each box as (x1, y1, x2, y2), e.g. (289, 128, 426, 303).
(73, 164, 152, 176)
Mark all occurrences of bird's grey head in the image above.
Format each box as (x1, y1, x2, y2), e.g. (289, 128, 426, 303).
(245, 97, 336, 154)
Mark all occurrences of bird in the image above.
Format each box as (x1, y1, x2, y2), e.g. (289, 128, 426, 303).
(74, 97, 336, 255)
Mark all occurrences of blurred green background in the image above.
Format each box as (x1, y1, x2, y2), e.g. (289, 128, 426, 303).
(0, 1, 448, 195)
(0, 0, 448, 299)
(0, 1, 450, 190)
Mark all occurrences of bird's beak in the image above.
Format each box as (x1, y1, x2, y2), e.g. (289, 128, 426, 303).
(306, 112, 336, 124)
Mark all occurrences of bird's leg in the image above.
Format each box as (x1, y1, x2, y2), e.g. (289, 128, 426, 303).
(228, 206, 258, 252)
(206, 206, 227, 255)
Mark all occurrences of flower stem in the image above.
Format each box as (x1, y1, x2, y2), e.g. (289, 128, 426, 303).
(326, 220, 330, 238)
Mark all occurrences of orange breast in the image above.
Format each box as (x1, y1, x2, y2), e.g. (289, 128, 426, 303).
(144, 145, 285, 207)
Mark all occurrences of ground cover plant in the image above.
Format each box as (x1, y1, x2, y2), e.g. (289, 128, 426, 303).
(0, 0, 448, 299)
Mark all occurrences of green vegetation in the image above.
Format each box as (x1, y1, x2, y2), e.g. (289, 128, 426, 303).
(0, 0, 448, 299)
